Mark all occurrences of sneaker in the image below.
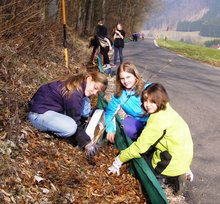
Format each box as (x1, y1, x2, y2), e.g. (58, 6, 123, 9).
(156, 175, 169, 189)
(104, 68, 112, 75)
(168, 175, 187, 195)
(162, 171, 193, 195)
(186, 170, 194, 182)
(103, 64, 111, 70)
(104, 67, 116, 76)
(111, 64, 117, 68)
(177, 174, 187, 195)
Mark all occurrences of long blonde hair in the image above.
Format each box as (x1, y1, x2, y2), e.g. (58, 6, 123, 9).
(115, 62, 145, 98)
(61, 71, 108, 97)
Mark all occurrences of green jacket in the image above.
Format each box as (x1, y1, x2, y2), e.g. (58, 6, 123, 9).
(120, 103, 193, 177)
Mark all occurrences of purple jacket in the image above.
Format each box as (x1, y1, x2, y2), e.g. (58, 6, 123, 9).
(28, 81, 91, 147)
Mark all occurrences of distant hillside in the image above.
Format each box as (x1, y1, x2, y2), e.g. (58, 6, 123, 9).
(144, 0, 220, 37)
(177, 0, 220, 37)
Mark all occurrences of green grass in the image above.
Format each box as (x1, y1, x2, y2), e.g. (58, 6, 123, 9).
(145, 30, 220, 45)
(157, 39, 220, 67)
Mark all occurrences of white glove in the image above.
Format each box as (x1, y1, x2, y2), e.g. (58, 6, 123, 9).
(108, 155, 123, 176)
(186, 170, 194, 182)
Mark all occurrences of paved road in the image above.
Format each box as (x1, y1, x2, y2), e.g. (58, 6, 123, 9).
(122, 39, 220, 204)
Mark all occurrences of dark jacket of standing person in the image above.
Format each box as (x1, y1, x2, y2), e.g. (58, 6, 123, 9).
(114, 29, 125, 48)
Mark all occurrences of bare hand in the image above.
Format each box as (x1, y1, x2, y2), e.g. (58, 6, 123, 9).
(106, 132, 116, 143)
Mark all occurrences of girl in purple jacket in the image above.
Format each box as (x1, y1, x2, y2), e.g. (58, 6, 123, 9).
(28, 71, 108, 155)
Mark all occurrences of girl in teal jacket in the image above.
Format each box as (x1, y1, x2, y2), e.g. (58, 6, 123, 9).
(105, 62, 151, 143)
(108, 83, 193, 194)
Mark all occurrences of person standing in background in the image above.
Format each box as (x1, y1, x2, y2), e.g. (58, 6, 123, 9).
(112, 23, 126, 67)
(94, 18, 113, 72)
(90, 19, 112, 68)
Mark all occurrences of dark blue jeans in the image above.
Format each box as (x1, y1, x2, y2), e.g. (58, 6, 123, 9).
(114, 47, 123, 64)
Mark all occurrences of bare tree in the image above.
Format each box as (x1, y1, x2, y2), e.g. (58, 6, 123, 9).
(0, 0, 155, 54)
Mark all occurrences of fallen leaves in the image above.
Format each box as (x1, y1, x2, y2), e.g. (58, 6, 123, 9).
(0, 28, 186, 204)
(0, 124, 147, 203)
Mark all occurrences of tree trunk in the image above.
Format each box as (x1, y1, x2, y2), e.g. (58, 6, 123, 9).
(47, 0, 58, 23)
(83, 0, 90, 35)
(85, 0, 94, 34)
(102, 0, 106, 22)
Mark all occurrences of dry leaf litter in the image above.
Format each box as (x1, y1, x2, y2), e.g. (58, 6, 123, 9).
(0, 34, 187, 203)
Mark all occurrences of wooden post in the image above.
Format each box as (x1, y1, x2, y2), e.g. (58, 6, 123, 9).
(62, 0, 68, 68)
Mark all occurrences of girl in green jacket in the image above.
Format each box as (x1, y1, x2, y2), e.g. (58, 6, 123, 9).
(108, 83, 194, 194)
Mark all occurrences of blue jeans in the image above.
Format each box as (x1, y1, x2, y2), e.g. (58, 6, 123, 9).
(28, 97, 91, 137)
(81, 97, 91, 117)
(114, 47, 123, 64)
(28, 111, 77, 137)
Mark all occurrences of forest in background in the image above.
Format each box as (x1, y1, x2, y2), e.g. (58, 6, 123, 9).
(145, 0, 220, 37)
(0, 0, 155, 57)
(144, 0, 209, 30)
(176, 0, 220, 37)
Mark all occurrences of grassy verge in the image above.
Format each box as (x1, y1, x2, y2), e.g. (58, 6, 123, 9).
(157, 39, 220, 67)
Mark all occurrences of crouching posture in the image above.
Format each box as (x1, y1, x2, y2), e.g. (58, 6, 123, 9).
(108, 83, 193, 194)
(28, 71, 108, 157)
(105, 62, 151, 143)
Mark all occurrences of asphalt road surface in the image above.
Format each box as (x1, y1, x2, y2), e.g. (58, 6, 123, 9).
(122, 38, 220, 204)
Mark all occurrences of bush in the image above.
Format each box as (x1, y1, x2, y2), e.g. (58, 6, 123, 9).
(204, 39, 220, 47)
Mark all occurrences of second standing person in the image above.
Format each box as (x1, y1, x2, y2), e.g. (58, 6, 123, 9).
(95, 18, 113, 71)
(112, 23, 126, 67)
